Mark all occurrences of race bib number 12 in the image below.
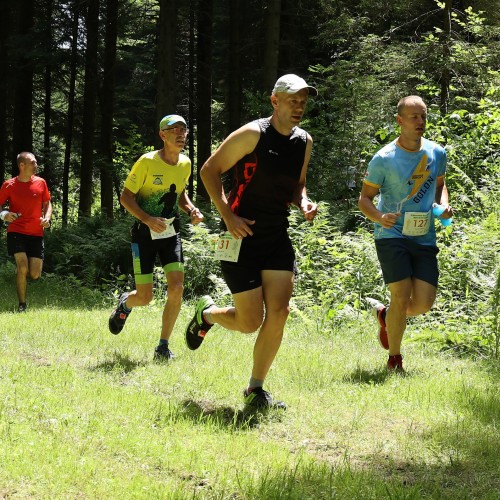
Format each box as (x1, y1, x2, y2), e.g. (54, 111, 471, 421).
(214, 232, 242, 262)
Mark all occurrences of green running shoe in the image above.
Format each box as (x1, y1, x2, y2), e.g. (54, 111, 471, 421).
(109, 293, 131, 335)
(154, 343, 175, 361)
(243, 387, 287, 411)
(185, 295, 215, 350)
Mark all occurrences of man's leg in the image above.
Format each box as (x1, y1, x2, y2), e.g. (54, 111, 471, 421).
(200, 262, 293, 378)
(406, 278, 437, 317)
(14, 253, 29, 304)
(208, 287, 264, 334)
(109, 282, 153, 335)
(160, 271, 184, 341)
(386, 277, 437, 355)
(251, 270, 294, 381)
(125, 283, 153, 308)
(386, 278, 412, 355)
(28, 257, 43, 280)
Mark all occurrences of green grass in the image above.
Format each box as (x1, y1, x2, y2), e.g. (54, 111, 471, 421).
(0, 275, 499, 499)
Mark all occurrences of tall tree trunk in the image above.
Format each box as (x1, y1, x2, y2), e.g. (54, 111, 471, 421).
(227, 0, 242, 134)
(440, 0, 452, 115)
(12, 0, 35, 175)
(157, 0, 177, 125)
(99, 0, 118, 219)
(78, 0, 100, 218)
(196, 0, 213, 201)
(62, 1, 80, 226)
(187, 0, 196, 199)
(262, 0, 281, 92)
(0, 0, 11, 183)
(42, 0, 53, 187)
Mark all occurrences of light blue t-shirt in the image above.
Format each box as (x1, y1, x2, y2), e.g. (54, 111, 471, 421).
(364, 138, 447, 246)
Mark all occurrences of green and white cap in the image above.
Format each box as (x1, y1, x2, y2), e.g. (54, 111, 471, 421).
(159, 114, 187, 129)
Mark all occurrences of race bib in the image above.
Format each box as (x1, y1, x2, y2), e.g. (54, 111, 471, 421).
(402, 211, 431, 236)
(150, 217, 176, 240)
(214, 232, 242, 262)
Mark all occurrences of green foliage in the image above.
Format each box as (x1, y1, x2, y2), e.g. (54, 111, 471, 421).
(41, 209, 228, 305)
(44, 216, 134, 293)
(181, 218, 229, 302)
(308, 3, 500, 207)
(420, 212, 500, 357)
(424, 89, 500, 222)
(289, 202, 384, 319)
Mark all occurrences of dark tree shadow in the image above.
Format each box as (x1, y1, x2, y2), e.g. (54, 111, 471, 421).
(89, 352, 146, 374)
(179, 398, 285, 429)
(343, 367, 410, 385)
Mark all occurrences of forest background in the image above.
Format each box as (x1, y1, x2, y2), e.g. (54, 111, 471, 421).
(0, 0, 498, 357)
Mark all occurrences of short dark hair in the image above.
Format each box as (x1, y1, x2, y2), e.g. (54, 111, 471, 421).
(397, 96, 426, 116)
(17, 151, 34, 167)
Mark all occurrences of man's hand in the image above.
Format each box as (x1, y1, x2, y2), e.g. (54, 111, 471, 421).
(224, 212, 255, 239)
(145, 216, 167, 233)
(40, 216, 51, 228)
(379, 212, 400, 228)
(301, 199, 318, 221)
(2, 211, 21, 223)
(189, 207, 204, 225)
(439, 204, 454, 219)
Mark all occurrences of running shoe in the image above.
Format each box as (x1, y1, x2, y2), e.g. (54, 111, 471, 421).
(185, 295, 215, 350)
(366, 297, 389, 350)
(108, 293, 131, 335)
(243, 387, 287, 411)
(154, 343, 175, 361)
(18, 303, 27, 313)
(387, 354, 404, 372)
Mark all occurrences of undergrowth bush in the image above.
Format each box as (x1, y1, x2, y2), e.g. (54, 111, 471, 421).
(289, 201, 383, 317)
(44, 216, 133, 291)
(413, 212, 500, 357)
(42, 212, 225, 303)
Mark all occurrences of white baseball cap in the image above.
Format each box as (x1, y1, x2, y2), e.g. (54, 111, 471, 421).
(272, 74, 318, 96)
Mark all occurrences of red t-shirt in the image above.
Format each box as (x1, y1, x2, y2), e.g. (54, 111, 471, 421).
(0, 176, 51, 237)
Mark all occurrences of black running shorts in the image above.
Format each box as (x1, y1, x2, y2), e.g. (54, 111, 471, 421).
(130, 222, 184, 285)
(220, 227, 295, 294)
(375, 237, 439, 287)
(7, 232, 45, 259)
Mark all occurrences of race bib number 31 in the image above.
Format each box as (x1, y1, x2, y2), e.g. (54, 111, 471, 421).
(402, 211, 431, 236)
(214, 232, 242, 262)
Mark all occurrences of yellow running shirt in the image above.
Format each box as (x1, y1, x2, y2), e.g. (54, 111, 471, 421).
(124, 150, 191, 218)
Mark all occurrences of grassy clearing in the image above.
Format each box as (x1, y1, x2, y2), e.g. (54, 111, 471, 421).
(0, 275, 499, 498)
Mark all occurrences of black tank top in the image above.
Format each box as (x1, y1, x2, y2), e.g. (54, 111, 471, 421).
(226, 118, 307, 231)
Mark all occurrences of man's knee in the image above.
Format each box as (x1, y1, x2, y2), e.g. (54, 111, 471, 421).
(16, 264, 29, 277)
(167, 280, 184, 300)
(29, 271, 41, 280)
(411, 296, 435, 315)
(134, 290, 153, 306)
(238, 314, 264, 333)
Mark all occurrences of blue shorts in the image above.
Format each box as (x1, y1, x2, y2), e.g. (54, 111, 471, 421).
(220, 227, 296, 294)
(375, 238, 439, 287)
(7, 232, 45, 259)
(130, 222, 184, 285)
